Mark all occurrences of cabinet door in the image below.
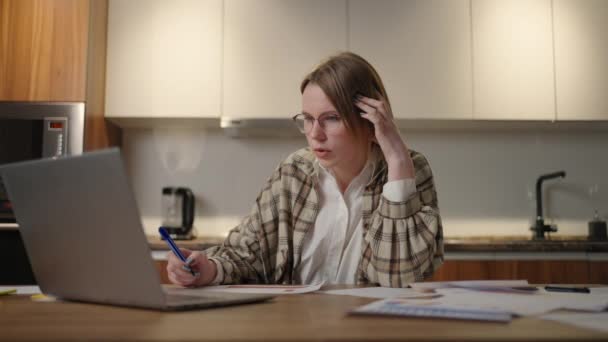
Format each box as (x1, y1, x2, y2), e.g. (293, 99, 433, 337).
(472, 0, 555, 120)
(155, 260, 171, 284)
(0, 0, 88, 101)
(105, 0, 221, 118)
(223, 0, 347, 119)
(588, 261, 608, 284)
(554, 0, 608, 120)
(431, 260, 589, 284)
(350, 0, 472, 120)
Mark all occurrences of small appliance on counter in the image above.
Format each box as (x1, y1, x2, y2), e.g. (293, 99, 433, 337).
(160, 187, 195, 240)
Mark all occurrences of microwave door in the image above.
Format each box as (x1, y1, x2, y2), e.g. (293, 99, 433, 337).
(0, 119, 44, 163)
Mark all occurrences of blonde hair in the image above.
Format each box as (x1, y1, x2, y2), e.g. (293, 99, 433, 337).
(300, 52, 391, 138)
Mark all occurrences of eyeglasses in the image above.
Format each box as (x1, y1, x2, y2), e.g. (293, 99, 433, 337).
(292, 113, 343, 134)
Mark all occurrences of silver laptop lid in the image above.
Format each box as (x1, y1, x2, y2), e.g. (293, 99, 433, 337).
(0, 148, 166, 309)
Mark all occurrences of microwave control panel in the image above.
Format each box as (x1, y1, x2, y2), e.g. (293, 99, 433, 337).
(42, 117, 68, 158)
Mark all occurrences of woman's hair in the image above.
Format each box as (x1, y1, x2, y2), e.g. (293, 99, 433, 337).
(300, 52, 391, 138)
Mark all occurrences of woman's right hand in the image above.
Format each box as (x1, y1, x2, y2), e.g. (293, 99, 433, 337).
(166, 248, 217, 287)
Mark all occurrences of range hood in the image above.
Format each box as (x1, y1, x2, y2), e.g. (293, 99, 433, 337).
(107, 116, 608, 135)
(219, 117, 547, 137)
(220, 117, 301, 138)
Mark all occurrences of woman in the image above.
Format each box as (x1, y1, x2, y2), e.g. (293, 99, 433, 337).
(167, 52, 443, 288)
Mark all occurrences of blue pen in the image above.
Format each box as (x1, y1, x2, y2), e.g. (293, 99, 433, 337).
(159, 227, 196, 277)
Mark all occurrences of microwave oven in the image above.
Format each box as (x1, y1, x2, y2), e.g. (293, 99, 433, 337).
(0, 102, 85, 223)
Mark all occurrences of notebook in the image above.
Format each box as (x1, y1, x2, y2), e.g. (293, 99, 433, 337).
(0, 148, 274, 310)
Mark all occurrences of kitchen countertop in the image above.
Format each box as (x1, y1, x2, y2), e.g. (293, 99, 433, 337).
(147, 235, 225, 251)
(6, 224, 606, 253)
(444, 236, 608, 252)
(147, 235, 608, 253)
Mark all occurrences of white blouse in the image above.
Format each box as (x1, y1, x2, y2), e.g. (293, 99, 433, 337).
(296, 153, 416, 285)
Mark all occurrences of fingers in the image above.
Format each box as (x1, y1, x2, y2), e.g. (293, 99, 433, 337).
(355, 100, 387, 127)
(167, 265, 199, 286)
(355, 95, 393, 119)
(355, 95, 404, 156)
(185, 251, 202, 267)
(166, 249, 190, 270)
(168, 269, 199, 287)
(166, 249, 201, 286)
(356, 95, 383, 110)
(359, 110, 382, 127)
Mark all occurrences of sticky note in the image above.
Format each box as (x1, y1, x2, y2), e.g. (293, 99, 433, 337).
(30, 294, 56, 302)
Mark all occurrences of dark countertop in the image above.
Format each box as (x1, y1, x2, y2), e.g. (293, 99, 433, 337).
(148, 235, 224, 251)
(444, 236, 608, 252)
(148, 235, 608, 253)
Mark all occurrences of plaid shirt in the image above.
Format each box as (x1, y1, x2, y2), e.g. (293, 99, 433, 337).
(205, 146, 443, 287)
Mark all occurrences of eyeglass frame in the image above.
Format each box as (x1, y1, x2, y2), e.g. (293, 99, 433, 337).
(291, 112, 344, 134)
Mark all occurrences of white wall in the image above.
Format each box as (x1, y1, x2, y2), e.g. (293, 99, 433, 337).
(123, 127, 608, 238)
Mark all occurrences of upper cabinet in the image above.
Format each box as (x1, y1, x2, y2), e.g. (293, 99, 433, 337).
(350, 0, 473, 120)
(0, 0, 120, 150)
(472, 0, 555, 120)
(105, 0, 222, 119)
(223, 0, 347, 119)
(553, 0, 608, 120)
(0, 0, 88, 101)
(100, 0, 608, 126)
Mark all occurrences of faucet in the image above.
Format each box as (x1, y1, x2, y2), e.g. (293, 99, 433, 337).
(531, 171, 566, 240)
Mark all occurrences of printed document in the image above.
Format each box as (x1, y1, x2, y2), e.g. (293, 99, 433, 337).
(321, 287, 440, 299)
(409, 280, 533, 293)
(433, 288, 608, 316)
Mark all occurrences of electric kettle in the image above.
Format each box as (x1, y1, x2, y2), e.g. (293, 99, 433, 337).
(160, 187, 195, 240)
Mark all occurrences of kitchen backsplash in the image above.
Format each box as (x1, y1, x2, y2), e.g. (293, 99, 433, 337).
(123, 127, 608, 238)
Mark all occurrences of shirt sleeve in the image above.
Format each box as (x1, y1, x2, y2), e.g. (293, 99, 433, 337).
(382, 178, 417, 202)
(201, 163, 285, 285)
(359, 151, 444, 288)
(202, 202, 271, 285)
(207, 258, 224, 285)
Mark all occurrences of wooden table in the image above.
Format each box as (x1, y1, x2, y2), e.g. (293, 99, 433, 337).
(1, 289, 606, 341)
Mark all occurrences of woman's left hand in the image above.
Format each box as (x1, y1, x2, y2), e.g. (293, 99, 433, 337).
(355, 95, 415, 180)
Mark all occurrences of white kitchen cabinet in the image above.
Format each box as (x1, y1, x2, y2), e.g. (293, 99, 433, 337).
(105, 0, 222, 119)
(223, 0, 347, 120)
(349, 0, 473, 120)
(553, 0, 608, 120)
(472, 0, 555, 120)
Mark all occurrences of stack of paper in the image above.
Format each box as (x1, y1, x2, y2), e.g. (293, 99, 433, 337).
(432, 288, 608, 316)
(347, 281, 608, 323)
(321, 287, 439, 299)
(323, 280, 534, 299)
(351, 297, 513, 322)
(409, 280, 536, 293)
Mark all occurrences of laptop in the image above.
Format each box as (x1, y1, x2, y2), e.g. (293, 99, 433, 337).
(0, 148, 274, 310)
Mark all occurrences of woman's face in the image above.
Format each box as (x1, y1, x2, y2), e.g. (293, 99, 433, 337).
(301, 83, 370, 173)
